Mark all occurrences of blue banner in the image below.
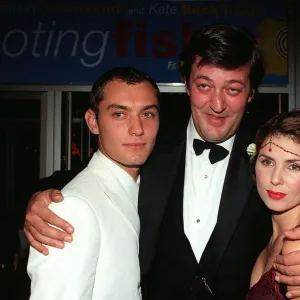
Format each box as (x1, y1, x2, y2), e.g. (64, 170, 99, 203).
(0, 1, 287, 84)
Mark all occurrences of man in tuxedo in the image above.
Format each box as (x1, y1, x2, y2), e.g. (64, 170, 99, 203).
(24, 24, 300, 299)
(27, 67, 160, 299)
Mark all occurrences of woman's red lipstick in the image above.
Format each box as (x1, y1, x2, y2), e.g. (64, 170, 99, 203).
(266, 190, 287, 200)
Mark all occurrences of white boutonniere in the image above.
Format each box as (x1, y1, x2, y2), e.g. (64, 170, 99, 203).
(246, 143, 257, 162)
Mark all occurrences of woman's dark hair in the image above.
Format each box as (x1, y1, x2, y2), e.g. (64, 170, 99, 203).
(177, 24, 265, 92)
(256, 109, 300, 148)
(253, 110, 300, 164)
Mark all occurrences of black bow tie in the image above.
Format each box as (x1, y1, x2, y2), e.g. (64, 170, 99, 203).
(193, 139, 229, 164)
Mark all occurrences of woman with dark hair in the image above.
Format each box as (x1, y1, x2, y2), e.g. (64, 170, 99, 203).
(247, 110, 300, 299)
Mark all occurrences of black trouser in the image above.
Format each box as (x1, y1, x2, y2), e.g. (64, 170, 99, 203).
(0, 266, 17, 300)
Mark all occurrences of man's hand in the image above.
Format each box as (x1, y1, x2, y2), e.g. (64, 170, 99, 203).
(24, 189, 74, 255)
(273, 226, 300, 299)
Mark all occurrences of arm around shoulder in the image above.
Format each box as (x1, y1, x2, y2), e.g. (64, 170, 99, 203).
(24, 171, 81, 253)
(28, 196, 100, 300)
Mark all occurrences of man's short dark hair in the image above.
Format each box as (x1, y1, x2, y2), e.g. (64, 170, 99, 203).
(177, 24, 265, 91)
(90, 67, 160, 114)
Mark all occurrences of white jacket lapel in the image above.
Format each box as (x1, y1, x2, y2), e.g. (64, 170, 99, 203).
(87, 154, 140, 239)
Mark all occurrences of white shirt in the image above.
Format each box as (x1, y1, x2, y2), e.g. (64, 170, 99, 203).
(183, 117, 235, 262)
(98, 152, 140, 209)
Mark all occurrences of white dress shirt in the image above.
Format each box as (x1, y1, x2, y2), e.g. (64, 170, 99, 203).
(183, 117, 235, 262)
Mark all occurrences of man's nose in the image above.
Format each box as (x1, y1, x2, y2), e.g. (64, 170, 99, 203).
(128, 116, 144, 136)
(210, 90, 226, 113)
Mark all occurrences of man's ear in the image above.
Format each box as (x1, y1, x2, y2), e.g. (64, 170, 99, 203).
(248, 89, 255, 103)
(85, 109, 100, 135)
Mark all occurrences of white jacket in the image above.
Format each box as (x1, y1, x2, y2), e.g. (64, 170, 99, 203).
(28, 151, 141, 300)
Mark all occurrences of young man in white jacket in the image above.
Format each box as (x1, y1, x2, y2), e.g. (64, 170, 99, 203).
(27, 67, 160, 300)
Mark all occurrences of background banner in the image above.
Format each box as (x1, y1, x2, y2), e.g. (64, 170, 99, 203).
(0, 1, 287, 84)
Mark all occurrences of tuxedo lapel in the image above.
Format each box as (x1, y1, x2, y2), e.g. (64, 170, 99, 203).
(88, 154, 140, 239)
(138, 139, 186, 272)
(200, 126, 255, 275)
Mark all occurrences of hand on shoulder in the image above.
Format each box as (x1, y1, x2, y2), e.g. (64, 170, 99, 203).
(273, 235, 300, 298)
(24, 189, 74, 255)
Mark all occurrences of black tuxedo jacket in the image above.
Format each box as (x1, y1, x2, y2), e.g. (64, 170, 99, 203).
(34, 115, 272, 298)
(138, 115, 272, 298)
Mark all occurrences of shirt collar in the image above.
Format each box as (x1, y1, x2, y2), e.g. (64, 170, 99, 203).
(187, 116, 235, 155)
(96, 150, 140, 200)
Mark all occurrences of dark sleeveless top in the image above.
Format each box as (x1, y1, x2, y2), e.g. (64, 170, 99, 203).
(246, 266, 288, 299)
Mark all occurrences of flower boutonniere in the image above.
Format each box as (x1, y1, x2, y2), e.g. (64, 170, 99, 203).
(246, 143, 257, 162)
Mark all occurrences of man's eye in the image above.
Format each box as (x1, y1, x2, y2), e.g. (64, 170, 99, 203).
(199, 84, 209, 89)
(112, 112, 125, 118)
(226, 88, 242, 95)
(143, 112, 156, 118)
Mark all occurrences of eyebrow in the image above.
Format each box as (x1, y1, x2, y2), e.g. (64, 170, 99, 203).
(225, 79, 246, 86)
(259, 154, 300, 163)
(194, 75, 213, 82)
(194, 75, 246, 86)
(286, 159, 300, 163)
(142, 104, 160, 111)
(107, 104, 128, 111)
(107, 104, 160, 111)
